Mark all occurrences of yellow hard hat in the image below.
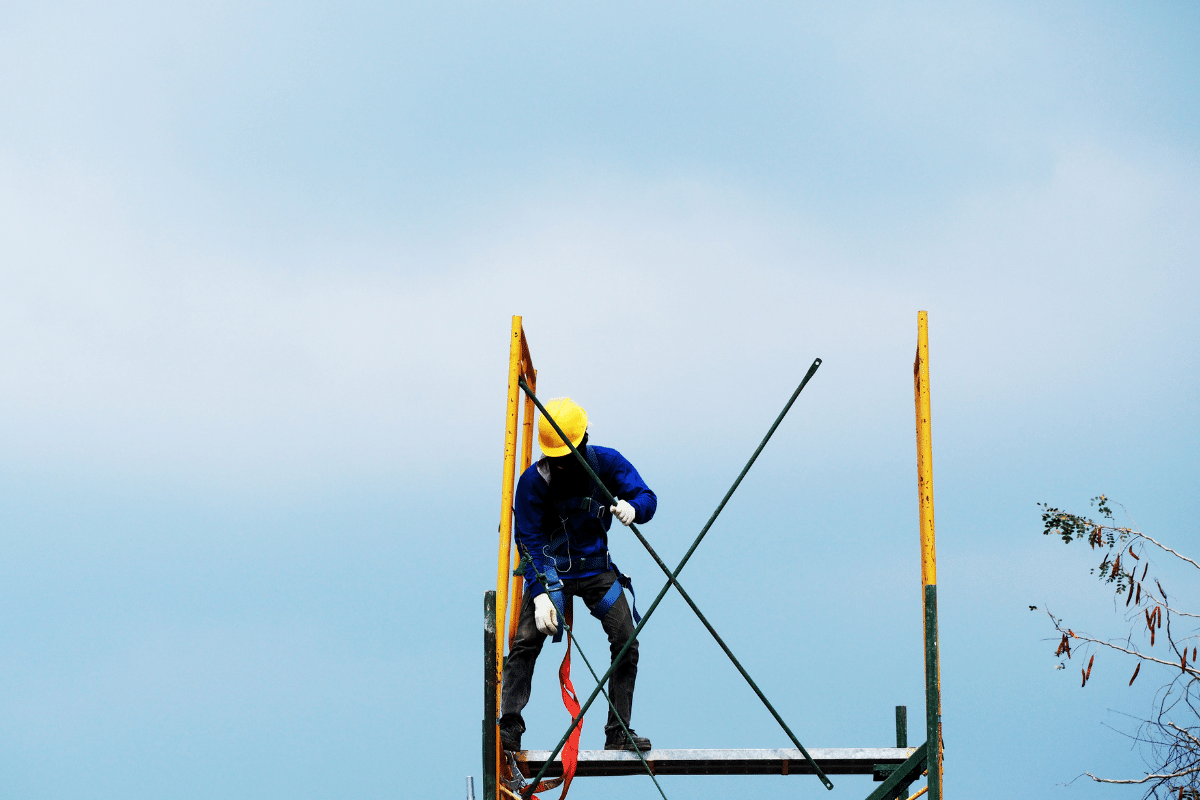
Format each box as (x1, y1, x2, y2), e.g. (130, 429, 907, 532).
(538, 398, 588, 457)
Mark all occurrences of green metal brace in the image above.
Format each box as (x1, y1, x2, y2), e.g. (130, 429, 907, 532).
(924, 584, 942, 800)
(518, 361, 833, 795)
(483, 592, 498, 800)
(864, 743, 927, 800)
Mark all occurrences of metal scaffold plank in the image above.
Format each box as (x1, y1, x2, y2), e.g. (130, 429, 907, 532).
(514, 748, 917, 778)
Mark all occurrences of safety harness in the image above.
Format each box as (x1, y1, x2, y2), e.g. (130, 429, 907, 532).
(533, 446, 640, 643)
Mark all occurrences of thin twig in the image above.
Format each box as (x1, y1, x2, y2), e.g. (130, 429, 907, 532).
(1085, 765, 1200, 784)
(1139, 594, 1200, 620)
(1131, 530, 1200, 572)
(1166, 721, 1200, 749)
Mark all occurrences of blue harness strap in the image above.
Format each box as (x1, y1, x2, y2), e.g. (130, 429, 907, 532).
(544, 533, 611, 575)
(551, 496, 607, 518)
(590, 565, 641, 624)
(540, 563, 567, 643)
(544, 567, 638, 644)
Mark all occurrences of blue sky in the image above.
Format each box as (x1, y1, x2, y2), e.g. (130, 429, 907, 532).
(1, 2, 1198, 798)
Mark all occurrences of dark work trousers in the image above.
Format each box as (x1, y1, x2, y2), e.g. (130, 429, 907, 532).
(499, 570, 639, 741)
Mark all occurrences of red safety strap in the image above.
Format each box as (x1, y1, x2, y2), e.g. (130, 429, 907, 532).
(525, 601, 581, 800)
(555, 603, 581, 799)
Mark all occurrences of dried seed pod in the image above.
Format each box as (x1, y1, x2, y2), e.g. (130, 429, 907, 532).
(1086, 654, 1094, 680)
(1136, 583, 1141, 604)
(1141, 563, 1148, 580)
(1147, 609, 1154, 630)
(1128, 547, 1139, 560)
(1081, 668, 1087, 687)
(1127, 580, 1135, 607)
(1129, 662, 1141, 686)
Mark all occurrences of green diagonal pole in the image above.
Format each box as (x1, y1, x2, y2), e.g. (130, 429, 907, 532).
(519, 359, 832, 795)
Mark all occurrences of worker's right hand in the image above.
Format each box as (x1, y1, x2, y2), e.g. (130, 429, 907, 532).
(534, 593, 559, 635)
(610, 498, 636, 526)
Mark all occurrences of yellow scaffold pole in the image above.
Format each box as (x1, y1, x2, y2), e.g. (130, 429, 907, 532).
(494, 315, 525, 797)
(913, 310, 943, 800)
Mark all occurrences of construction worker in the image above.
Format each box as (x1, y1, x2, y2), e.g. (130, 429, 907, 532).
(499, 398, 657, 753)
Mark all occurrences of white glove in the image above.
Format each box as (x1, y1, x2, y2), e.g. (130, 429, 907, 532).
(534, 593, 559, 635)
(610, 498, 636, 526)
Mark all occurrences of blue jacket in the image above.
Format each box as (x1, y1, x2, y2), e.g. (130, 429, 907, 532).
(514, 445, 657, 598)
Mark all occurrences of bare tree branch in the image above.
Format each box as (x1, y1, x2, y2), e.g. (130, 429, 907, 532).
(1139, 595, 1200, 620)
(1051, 627, 1200, 679)
(1168, 722, 1200, 749)
(1131, 530, 1200, 573)
(1043, 609, 1200, 678)
(1085, 765, 1200, 785)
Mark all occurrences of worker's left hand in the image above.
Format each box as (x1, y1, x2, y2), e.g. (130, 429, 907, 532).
(533, 593, 559, 635)
(610, 498, 636, 526)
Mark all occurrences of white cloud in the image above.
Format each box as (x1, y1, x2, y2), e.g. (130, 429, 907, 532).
(1, 137, 1194, 489)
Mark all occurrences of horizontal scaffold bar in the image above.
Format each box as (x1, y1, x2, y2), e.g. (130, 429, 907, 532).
(514, 747, 918, 778)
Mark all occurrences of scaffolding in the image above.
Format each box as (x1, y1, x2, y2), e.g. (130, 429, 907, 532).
(482, 313, 942, 800)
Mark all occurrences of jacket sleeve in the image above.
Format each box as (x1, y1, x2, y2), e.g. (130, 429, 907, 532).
(603, 448, 657, 525)
(513, 467, 552, 598)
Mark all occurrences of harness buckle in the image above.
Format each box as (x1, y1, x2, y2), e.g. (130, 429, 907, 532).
(543, 544, 571, 575)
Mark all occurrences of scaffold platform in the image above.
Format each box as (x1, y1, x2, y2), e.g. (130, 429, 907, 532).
(513, 747, 919, 778)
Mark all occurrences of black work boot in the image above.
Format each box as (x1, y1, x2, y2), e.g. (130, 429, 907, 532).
(499, 727, 522, 752)
(604, 729, 651, 751)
